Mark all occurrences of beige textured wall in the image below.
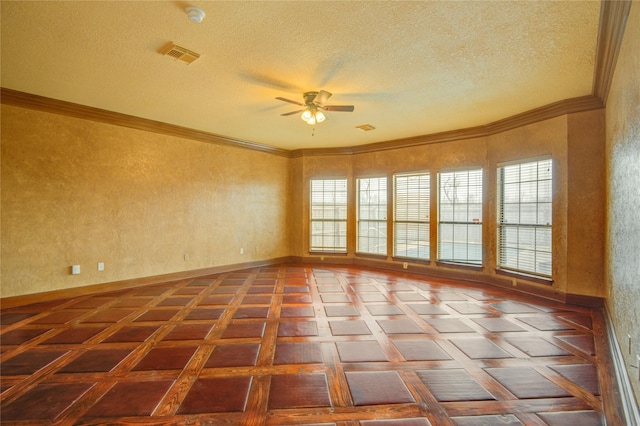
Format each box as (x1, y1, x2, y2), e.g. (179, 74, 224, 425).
(486, 116, 569, 295)
(1, 105, 290, 298)
(292, 114, 606, 299)
(2, 101, 606, 302)
(567, 109, 606, 298)
(605, 3, 640, 404)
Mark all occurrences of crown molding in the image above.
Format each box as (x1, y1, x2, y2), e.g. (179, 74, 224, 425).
(0, 88, 290, 158)
(593, 0, 633, 104)
(1, 88, 604, 160)
(2, 1, 629, 159)
(290, 95, 604, 158)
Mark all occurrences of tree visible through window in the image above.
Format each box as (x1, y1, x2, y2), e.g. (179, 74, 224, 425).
(438, 169, 483, 265)
(497, 159, 552, 277)
(394, 172, 430, 260)
(310, 179, 348, 252)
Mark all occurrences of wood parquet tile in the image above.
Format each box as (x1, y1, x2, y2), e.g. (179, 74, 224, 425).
(0, 264, 625, 425)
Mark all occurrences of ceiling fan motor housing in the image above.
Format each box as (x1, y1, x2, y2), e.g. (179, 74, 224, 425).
(303, 91, 320, 105)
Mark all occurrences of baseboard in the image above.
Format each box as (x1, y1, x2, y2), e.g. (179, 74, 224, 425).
(1, 256, 605, 311)
(566, 293, 606, 308)
(603, 307, 640, 425)
(291, 255, 605, 307)
(0, 256, 293, 309)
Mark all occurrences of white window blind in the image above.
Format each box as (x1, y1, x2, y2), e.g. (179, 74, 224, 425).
(357, 177, 388, 255)
(497, 159, 552, 277)
(393, 172, 430, 260)
(438, 169, 483, 265)
(310, 179, 348, 252)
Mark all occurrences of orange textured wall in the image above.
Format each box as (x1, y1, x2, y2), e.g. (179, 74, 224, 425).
(605, 3, 640, 405)
(1, 105, 291, 298)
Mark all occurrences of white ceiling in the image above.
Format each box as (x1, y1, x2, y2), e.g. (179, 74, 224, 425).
(1, 1, 601, 151)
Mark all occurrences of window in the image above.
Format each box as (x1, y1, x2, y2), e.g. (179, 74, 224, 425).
(310, 179, 348, 252)
(497, 159, 552, 277)
(357, 177, 387, 255)
(438, 169, 483, 265)
(394, 172, 430, 260)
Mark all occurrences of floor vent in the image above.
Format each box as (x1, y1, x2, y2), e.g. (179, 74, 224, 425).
(159, 42, 201, 64)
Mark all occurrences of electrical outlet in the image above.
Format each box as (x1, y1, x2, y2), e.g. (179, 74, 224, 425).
(240, 248, 244, 255)
(403, 262, 408, 269)
(184, 254, 189, 261)
(71, 265, 80, 275)
(97, 262, 105, 271)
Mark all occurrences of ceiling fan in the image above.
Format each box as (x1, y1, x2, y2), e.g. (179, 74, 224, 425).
(276, 90, 354, 125)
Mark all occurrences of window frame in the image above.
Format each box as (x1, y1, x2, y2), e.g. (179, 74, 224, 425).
(393, 171, 431, 261)
(437, 168, 483, 266)
(309, 178, 348, 253)
(497, 158, 553, 279)
(356, 176, 388, 256)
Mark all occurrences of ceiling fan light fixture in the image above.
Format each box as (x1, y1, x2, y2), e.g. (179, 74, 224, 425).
(301, 107, 325, 125)
(307, 114, 317, 125)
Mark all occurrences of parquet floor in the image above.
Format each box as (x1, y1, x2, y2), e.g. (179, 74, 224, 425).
(0, 264, 622, 425)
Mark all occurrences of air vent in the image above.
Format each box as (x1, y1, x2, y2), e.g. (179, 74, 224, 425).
(356, 124, 376, 132)
(159, 42, 201, 64)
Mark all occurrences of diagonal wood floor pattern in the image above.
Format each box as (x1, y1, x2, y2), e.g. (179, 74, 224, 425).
(0, 264, 621, 425)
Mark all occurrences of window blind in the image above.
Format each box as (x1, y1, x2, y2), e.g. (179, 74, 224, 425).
(357, 177, 388, 255)
(438, 169, 483, 265)
(497, 159, 552, 277)
(310, 179, 348, 252)
(393, 172, 430, 260)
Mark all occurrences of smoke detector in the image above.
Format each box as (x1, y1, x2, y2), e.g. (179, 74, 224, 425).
(186, 6, 205, 23)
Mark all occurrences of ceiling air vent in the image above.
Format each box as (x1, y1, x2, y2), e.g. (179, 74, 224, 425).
(159, 42, 201, 64)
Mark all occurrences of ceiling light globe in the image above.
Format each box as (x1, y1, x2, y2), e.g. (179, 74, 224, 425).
(301, 109, 312, 122)
(307, 115, 317, 125)
(315, 111, 326, 123)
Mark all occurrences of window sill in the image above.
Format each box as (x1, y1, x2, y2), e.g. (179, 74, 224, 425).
(356, 253, 388, 260)
(309, 251, 348, 256)
(435, 261, 483, 272)
(392, 256, 430, 265)
(495, 268, 553, 285)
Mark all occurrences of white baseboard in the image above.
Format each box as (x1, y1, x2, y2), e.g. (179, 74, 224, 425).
(604, 307, 640, 425)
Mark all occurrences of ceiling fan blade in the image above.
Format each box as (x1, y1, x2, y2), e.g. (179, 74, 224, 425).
(322, 105, 354, 112)
(314, 90, 333, 105)
(281, 109, 303, 116)
(276, 97, 303, 106)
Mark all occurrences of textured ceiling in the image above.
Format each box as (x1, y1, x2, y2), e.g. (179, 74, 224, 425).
(1, 1, 601, 151)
